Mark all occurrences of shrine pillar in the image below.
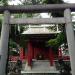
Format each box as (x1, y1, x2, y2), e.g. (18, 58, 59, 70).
(27, 41, 33, 66)
(64, 9, 75, 75)
(49, 48, 54, 66)
(0, 10, 10, 75)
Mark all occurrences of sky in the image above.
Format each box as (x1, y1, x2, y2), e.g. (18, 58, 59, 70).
(8, 0, 75, 5)
(64, 0, 75, 3)
(8, 0, 75, 18)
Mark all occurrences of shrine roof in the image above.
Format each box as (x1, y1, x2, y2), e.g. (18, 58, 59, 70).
(22, 27, 61, 35)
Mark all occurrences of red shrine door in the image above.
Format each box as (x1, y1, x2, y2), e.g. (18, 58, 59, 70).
(27, 41, 54, 66)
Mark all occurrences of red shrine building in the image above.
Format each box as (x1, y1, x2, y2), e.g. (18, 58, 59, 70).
(17, 26, 70, 72)
(21, 27, 61, 69)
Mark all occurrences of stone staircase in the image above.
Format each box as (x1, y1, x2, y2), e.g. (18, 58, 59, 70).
(21, 60, 59, 75)
(32, 60, 56, 71)
(21, 73, 59, 75)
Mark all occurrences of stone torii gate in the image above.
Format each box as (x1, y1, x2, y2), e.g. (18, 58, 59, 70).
(0, 4, 75, 75)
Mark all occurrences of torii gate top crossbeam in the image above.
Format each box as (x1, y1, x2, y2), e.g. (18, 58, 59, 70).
(0, 4, 75, 13)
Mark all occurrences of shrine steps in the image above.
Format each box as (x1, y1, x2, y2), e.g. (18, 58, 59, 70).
(32, 60, 56, 71)
(21, 60, 59, 75)
(21, 72, 59, 75)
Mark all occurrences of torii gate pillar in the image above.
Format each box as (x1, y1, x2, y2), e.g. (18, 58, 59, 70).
(0, 10, 10, 75)
(64, 9, 75, 75)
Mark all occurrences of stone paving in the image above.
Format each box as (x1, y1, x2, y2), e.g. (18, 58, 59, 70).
(21, 60, 59, 75)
